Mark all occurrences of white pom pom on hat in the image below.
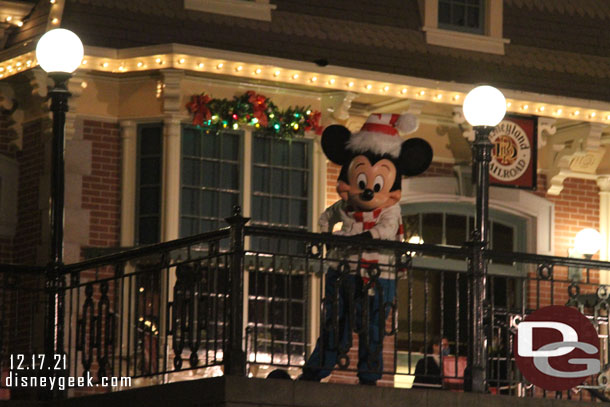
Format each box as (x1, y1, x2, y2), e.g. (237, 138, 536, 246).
(346, 113, 419, 158)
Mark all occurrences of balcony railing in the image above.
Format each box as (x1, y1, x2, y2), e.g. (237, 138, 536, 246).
(1, 207, 610, 402)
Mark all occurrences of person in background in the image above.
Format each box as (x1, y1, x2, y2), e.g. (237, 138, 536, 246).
(412, 337, 449, 388)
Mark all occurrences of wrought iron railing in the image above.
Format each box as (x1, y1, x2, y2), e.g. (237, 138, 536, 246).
(1, 207, 610, 402)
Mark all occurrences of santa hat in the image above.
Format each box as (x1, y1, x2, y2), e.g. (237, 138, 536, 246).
(346, 113, 419, 158)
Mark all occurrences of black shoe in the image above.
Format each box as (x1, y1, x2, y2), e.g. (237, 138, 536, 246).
(359, 379, 377, 386)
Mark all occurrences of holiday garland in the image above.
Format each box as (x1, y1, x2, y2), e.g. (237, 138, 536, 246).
(186, 90, 323, 138)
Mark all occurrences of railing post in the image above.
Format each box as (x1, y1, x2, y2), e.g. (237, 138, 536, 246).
(468, 125, 493, 393)
(224, 205, 249, 376)
(44, 73, 70, 400)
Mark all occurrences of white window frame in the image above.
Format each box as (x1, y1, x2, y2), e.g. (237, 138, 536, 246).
(420, 0, 509, 55)
(184, 0, 276, 22)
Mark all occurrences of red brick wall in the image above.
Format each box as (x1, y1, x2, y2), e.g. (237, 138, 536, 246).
(82, 120, 121, 249)
(527, 175, 600, 308)
(13, 120, 45, 265)
(421, 161, 454, 177)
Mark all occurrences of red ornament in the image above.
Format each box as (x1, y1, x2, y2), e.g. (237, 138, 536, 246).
(305, 111, 323, 135)
(186, 94, 212, 126)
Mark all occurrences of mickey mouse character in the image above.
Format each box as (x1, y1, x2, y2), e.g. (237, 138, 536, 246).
(301, 113, 433, 385)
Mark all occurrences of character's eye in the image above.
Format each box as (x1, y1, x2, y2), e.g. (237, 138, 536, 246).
(373, 175, 384, 192)
(357, 173, 367, 190)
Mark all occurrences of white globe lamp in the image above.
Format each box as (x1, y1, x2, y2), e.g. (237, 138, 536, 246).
(574, 228, 603, 257)
(463, 85, 507, 127)
(36, 28, 84, 74)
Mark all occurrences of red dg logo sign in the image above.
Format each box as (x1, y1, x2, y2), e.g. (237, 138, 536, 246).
(514, 305, 600, 391)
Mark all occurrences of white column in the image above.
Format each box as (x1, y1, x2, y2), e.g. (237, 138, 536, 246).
(120, 120, 137, 247)
(597, 177, 610, 284)
(161, 116, 182, 242)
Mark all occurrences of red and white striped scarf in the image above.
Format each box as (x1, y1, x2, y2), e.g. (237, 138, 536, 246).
(342, 205, 404, 280)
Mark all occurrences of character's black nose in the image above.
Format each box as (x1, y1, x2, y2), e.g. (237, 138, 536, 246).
(361, 189, 374, 201)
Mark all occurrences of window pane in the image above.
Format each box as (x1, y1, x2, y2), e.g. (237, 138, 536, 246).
(182, 158, 200, 186)
(289, 199, 307, 226)
(252, 196, 268, 221)
(137, 124, 162, 245)
(182, 130, 200, 156)
(422, 213, 443, 245)
(492, 222, 514, 252)
(451, 4, 465, 26)
(201, 131, 218, 157)
(180, 217, 197, 237)
(446, 214, 467, 246)
(253, 166, 270, 193)
(292, 142, 307, 168)
(140, 157, 161, 185)
(201, 190, 218, 217)
(140, 127, 161, 155)
(139, 187, 159, 215)
(221, 163, 239, 190)
(439, 1, 451, 24)
(271, 169, 288, 195)
(290, 170, 307, 197)
(180, 126, 243, 238)
(219, 192, 239, 218)
(403, 214, 420, 241)
(201, 219, 216, 232)
(202, 161, 218, 188)
(253, 136, 270, 164)
(181, 187, 199, 216)
(250, 136, 311, 249)
(271, 198, 289, 224)
(271, 140, 289, 166)
(222, 132, 239, 160)
(466, 6, 479, 28)
(139, 217, 159, 244)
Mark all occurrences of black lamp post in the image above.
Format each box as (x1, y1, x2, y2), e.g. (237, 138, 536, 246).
(35, 28, 84, 383)
(462, 85, 507, 393)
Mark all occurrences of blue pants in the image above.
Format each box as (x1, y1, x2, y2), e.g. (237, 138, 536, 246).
(302, 269, 395, 383)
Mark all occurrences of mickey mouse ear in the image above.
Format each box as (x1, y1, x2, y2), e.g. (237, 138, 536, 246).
(398, 138, 433, 176)
(321, 125, 352, 165)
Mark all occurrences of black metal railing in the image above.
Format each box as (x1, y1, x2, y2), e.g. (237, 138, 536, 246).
(1, 207, 610, 402)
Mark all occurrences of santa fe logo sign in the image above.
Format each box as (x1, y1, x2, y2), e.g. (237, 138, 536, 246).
(514, 305, 600, 391)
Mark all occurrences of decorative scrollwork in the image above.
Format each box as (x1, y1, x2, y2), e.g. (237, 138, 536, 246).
(537, 263, 553, 280)
(171, 264, 204, 370)
(598, 285, 610, 301)
(307, 242, 322, 258)
(568, 283, 581, 298)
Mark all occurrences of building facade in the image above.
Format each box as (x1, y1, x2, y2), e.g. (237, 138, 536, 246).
(1, 0, 610, 390)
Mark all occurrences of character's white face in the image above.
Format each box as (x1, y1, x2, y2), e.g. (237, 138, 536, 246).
(337, 155, 401, 211)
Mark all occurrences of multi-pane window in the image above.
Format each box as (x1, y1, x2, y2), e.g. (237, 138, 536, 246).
(251, 133, 310, 229)
(403, 211, 516, 252)
(250, 133, 312, 253)
(399, 203, 526, 352)
(180, 126, 241, 236)
(438, 0, 484, 34)
(136, 124, 163, 245)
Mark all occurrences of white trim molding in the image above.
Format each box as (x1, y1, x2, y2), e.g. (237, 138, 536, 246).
(420, 0, 509, 55)
(401, 176, 554, 255)
(184, 0, 276, 21)
(423, 26, 509, 55)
